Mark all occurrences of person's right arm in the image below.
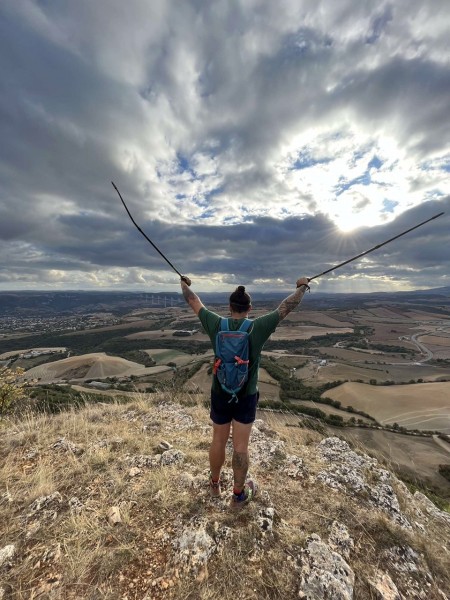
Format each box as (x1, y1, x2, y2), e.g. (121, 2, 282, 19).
(180, 276, 204, 316)
(277, 277, 309, 320)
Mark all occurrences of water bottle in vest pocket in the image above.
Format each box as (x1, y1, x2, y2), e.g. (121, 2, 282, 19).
(213, 318, 252, 400)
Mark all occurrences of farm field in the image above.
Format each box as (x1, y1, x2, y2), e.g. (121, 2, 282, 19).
(126, 329, 208, 341)
(284, 311, 353, 328)
(316, 346, 412, 362)
(421, 334, 450, 346)
(185, 363, 211, 393)
(143, 348, 214, 367)
(368, 322, 416, 342)
(309, 360, 450, 385)
(270, 325, 353, 340)
(296, 361, 389, 385)
(22, 353, 171, 383)
(322, 381, 450, 432)
(419, 332, 450, 359)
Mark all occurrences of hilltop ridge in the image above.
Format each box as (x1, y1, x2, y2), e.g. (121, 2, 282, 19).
(1, 393, 449, 599)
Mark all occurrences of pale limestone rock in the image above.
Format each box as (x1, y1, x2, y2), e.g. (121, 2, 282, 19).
(128, 466, 142, 477)
(68, 496, 84, 512)
(284, 454, 308, 479)
(51, 437, 84, 455)
(328, 521, 354, 559)
(316, 464, 366, 493)
(297, 534, 354, 600)
(171, 517, 233, 577)
(27, 491, 63, 519)
(0, 544, 15, 568)
(178, 472, 195, 488)
(158, 440, 173, 451)
(160, 449, 185, 466)
(367, 570, 401, 600)
(172, 521, 216, 576)
(413, 491, 450, 526)
(90, 438, 123, 451)
(250, 426, 285, 467)
(24, 448, 39, 460)
(383, 546, 420, 573)
(107, 506, 122, 525)
(257, 507, 275, 533)
(319, 437, 376, 470)
(126, 454, 160, 468)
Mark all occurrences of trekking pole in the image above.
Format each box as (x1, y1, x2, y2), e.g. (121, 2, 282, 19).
(308, 211, 444, 282)
(111, 181, 184, 279)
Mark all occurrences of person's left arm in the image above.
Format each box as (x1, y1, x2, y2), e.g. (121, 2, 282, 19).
(180, 276, 204, 316)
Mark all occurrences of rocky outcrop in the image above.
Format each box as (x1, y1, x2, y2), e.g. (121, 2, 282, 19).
(413, 491, 450, 525)
(316, 437, 411, 528)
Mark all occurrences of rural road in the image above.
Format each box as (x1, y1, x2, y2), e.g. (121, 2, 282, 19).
(410, 332, 433, 362)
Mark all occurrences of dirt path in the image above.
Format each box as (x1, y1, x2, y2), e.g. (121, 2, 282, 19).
(432, 434, 450, 455)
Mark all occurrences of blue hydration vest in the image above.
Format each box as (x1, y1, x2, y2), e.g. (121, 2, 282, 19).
(213, 318, 252, 402)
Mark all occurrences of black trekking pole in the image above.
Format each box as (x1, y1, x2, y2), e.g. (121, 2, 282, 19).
(308, 211, 444, 282)
(111, 181, 185, 279)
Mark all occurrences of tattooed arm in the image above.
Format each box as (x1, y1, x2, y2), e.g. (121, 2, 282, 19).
(180, 276, 204, 315)
(277, 277, 310, 320)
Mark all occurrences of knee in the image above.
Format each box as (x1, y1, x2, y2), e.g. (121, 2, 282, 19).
(211, 434, 229, 449)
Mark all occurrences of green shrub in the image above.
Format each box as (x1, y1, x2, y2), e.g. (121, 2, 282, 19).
(0, 366, 25, 415)
(28, 385, 88, 413)
(438, 464, 450, 483)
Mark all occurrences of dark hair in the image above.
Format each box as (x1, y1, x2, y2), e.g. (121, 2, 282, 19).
(229, 285, 252, 313)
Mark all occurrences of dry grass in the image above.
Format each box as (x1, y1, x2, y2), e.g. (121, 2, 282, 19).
(1, 393, 450, 599)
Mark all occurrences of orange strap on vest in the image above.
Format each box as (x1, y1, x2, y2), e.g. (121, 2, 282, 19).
(234, 356, 249, 365)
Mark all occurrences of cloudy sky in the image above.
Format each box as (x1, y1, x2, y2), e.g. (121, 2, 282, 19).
(0, 0, 449, 294)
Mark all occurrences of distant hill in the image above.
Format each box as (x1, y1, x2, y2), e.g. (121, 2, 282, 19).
(0, 286, 449, 317)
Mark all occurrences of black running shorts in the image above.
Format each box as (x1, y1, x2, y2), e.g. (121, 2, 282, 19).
(210, 391, 259, 425)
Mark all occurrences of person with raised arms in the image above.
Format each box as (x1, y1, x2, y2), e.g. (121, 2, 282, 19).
(180, 275, 309, 509)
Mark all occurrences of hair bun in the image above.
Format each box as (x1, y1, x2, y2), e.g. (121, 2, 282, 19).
(237, 286, 246, 294)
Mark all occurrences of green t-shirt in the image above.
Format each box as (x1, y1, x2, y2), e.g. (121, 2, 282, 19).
(198, 307, 280, 396)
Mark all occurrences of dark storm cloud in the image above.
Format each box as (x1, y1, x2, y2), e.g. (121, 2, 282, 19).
(331, 56, 450, 158)
(8, 197, 444, 290)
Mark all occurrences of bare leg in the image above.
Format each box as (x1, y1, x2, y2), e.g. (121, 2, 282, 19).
(231, 420, 253, 492)
(209, 422, 231, 480)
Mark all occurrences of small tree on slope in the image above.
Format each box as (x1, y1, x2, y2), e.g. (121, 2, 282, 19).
(0, 366, 25, 416)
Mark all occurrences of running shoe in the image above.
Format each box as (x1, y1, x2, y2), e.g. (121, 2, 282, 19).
(230, 479, 257, 509)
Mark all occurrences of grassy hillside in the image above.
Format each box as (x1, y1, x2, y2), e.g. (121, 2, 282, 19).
(1, 392, 449, 599)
